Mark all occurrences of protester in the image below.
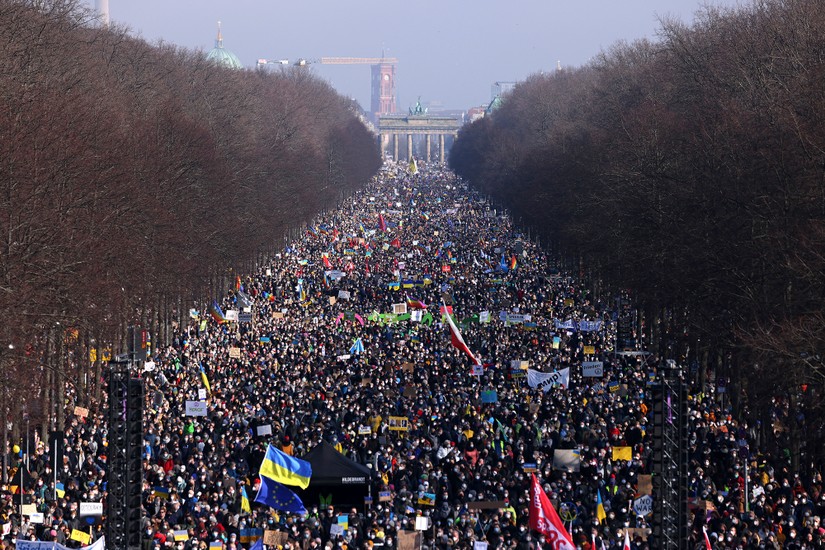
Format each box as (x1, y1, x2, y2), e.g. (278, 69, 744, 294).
(2, 165, 823, 550)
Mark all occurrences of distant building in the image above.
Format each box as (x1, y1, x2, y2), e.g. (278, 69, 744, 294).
(491, 81, 516, 101)
(466, 106, 486, 123)
(206, 22, 243, 70)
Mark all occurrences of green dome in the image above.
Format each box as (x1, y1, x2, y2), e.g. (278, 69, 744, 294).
(206, 22, 243, 70)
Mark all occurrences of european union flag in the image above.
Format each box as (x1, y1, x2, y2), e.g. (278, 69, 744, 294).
(259, 444, 312, 489)
(255, 475, 307, 515)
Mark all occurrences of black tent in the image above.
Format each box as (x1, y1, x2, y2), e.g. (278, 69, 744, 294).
(297, 441, 372, 508)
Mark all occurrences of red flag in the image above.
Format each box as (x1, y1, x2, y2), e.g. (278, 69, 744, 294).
(378, 213, 387, 232)
(323, 256, 332, 269)
(703, 526, 712, 550)
(391, 237, 401, 248)
(529, 474, 575, 549)
(623, 529, 632, 550)
(443, 304, 479, 365)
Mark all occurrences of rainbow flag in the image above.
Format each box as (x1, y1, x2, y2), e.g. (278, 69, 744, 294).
(509, 256, 517, 270)
(208, 301, 226, 323)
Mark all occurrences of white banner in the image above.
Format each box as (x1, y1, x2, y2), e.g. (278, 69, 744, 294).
(185, 400, 208, 416)
(582, 361, 604, 377)
(526, 368, 570, 391)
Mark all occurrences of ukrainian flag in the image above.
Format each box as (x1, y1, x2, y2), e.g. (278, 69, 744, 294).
(259, 444, 312, 489)
(240, 485, 251, 514)
(55, 482, 65, 498)
(596, 490, 607, 524)
(199, 364, 212, 394)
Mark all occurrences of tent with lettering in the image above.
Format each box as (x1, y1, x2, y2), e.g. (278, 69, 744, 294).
(297, 441, 373, 507)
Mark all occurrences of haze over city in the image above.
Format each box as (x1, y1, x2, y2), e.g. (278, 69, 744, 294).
(82, 0, 743, 112)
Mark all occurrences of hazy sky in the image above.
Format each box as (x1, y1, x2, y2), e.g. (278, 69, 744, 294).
(83, 0, 745, 112)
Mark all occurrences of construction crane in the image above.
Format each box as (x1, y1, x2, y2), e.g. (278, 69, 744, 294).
(287, 56, 399, 121)
(294, 57, 398, 67)
(257, 58, 290, 68)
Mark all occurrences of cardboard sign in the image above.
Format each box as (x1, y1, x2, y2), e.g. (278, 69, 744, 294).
(229, 347, 241, 358)
(74, 406, 89, 418)
(403, 386, 417, 398)
(361, 377, 372, 386)
(185, 400, 208, 417)
(582, 361, 604, 377)
(583, 345, 595, 355)
(273, 312, 285, 319)
(393, 303, 408, 314)
(637, 474, 652, 496)
(256, 424, 272, 436)
(401, 362, 415, 372)
(467, 501, 507, 510)
(398, 531, 421, 550)
(20, 504, 36, 516)
(263, 530, 287, 546)
(388, 416, 409, 431)
(329, 297, 337, 305)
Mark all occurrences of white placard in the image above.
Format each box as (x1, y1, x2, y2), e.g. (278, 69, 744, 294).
(185, 400, 208, 416)
(338, 290, 351, 300)
(474, 542, 489, 550)
(143, 360, 156, 372)
(337, 354, 351, 361)
(470, 365, 484, 376)
(582, 361, 604, 377)
(225, 310, 239, 322)
(29, 513, 44, 524)
(330, 524, 344, 537)
(414, 517, 429, 531)
(633, 495, 653, 517)
(410, 310, 423, 322)
(256, 424, 272, 436)
(198, 389, 208, 400)
(79, 502, 103, 516)
(479, 311, 490, 323)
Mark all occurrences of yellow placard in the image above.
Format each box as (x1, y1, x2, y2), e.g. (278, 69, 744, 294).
(612, 446, 632, 461)
(70, 530, 91, 545)
(388, 416, 409, 431)
(583, 346, 595, 355)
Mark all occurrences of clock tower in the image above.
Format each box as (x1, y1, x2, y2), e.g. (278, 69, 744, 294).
(371, 62, 397, 122)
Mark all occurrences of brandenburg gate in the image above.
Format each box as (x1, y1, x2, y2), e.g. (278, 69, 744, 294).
(378, 104, 460, 163)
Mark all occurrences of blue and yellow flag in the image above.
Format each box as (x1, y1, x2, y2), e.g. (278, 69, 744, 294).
(199, 363, 212, 394)
(240, 485, 251, 514)
(259, 444, 312, 489)
(255, 475, 307, 514)
(55, 482, 65, 498)
(596, 490, 607, 524)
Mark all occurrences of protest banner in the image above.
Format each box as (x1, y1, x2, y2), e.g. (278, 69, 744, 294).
(185, 401, 207, 417)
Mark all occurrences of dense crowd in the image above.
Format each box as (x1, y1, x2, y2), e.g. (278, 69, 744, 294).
(2, 166, 824, 549)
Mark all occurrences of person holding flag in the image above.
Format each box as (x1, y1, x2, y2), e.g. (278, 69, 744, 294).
(529, 473, 575, 549)
(255, 443, 312, 514)
(443, 301, 480, 365)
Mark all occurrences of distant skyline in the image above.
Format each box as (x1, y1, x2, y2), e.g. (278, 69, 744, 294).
(82, 0, 746, 112)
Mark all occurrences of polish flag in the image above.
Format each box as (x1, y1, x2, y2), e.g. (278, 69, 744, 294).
(529, 474, 575, 549)
(623, 529, 632, 550)
(443, 303, 479, 365)
(322, 255, 332, 269)
(703, 526, 712, 549)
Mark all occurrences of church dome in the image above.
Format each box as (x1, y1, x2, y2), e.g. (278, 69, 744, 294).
(206, 22, 243, 70)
